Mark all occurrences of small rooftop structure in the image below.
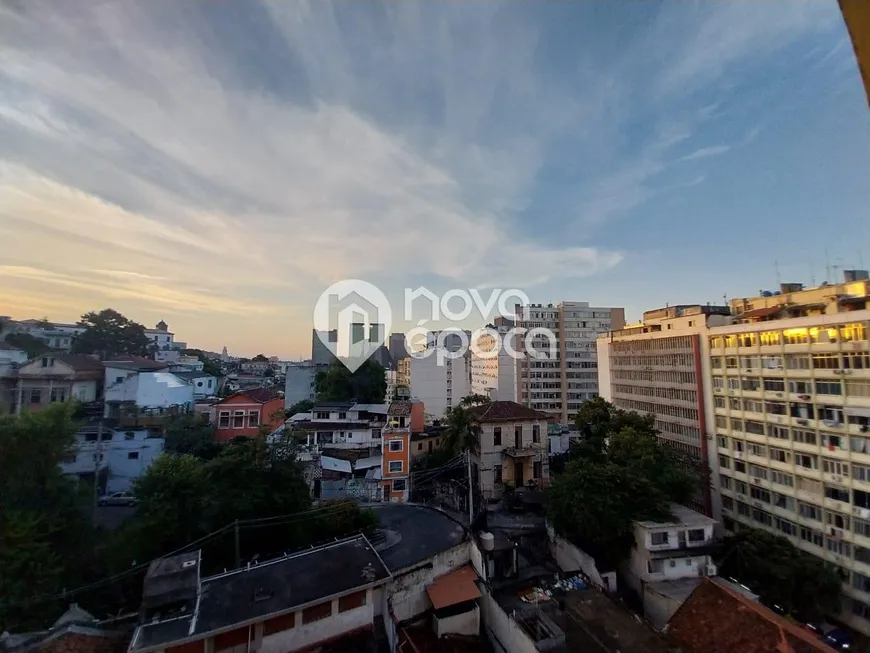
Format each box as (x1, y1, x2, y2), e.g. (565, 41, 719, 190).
(320, 456, 353, 474)
(426, 565, 481, 610)
(141, 550, 201, 613)
(635, 503, 717, 531)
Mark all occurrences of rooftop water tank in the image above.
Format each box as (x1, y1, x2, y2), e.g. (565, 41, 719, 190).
(480, 532, 495, 551)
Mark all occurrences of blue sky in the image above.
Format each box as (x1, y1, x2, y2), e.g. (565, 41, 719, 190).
(0, 0, 868, 358)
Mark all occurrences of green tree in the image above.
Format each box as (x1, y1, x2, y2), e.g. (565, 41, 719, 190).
(607, 427, 696, 505)
(163, 414, 221, 460)
(252, 354, 269, 362)
(2, 332, 49, 359)
(718, 528, 842, 621)
(547, 458, 673, 568)
(315, 359, 386, 403)
(263, 368, 275, 378)
(286, 399, 314, 417)
(182, 349, 222, 377)
(441, 405, 481, 457)
(0, 403, 98, 631)
(71, 309, 152, 359)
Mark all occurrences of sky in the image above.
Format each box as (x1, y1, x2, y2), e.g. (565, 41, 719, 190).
(1, 0, 869, 359)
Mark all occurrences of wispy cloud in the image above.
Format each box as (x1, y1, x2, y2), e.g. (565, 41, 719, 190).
(0, 0, 847, 355)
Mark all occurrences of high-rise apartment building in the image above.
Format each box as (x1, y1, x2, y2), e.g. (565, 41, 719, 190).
(708, 275, 870, 633)
(409, 333, 472, 420)
(471, 324, 517, 401)
(597, 304, 732, 515)
(514, 301, 625, 424)
(389, 332, 408, 367)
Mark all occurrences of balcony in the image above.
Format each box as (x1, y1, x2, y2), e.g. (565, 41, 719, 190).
(503, 445, 543, 458)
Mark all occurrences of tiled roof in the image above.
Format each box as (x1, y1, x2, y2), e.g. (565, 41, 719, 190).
(228, 387, 281, 403)
(104, 360, 169, 372)
(53, 355, 105, 372)
(667, 578, 830, 653)
(466, 401, 548, 423)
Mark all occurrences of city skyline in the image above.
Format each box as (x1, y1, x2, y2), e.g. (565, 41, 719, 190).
(2, 1, 869, 358)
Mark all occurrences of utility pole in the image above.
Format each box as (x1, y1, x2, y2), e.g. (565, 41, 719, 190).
(92, 418, 103, 522)
(467, 449, 473, 524)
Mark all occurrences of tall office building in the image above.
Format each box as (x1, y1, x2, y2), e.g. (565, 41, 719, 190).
(471, 323, 517, 401)
(409, 333, 472, 420)
(597, 304, 732, 515)
(708, 273, 870, 633)
(311, 329, 338, 367)
(514, 301, 625, 424)
(389, 332, 408, 367)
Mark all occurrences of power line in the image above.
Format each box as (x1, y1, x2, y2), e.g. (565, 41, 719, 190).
(0, 501, 368, 610)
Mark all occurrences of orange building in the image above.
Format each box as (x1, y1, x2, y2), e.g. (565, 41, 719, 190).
(380, 400, 424, 502)
(214, 388, 284, 442)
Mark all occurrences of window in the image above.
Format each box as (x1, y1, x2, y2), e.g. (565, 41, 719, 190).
(687, 529, 705, 543)
(248, 411, 260, 427)
(786, 355, 810, 370)
(749, 465, 768, 480)
(302, 601, 333, 624)
(29, 389, 41, 404)
(799, 502, 823, 521)
(388, 439, 403, 452)
(764, 378, 785, 392)
(232, 410, 245, 428)
(734, 461, 747, 474)
(315, 412, 329, 420)
(389, 461, 403, 473)
(218, 411, 230, 428)
(823, 459, 849, 477)
(812, 353, 840, 370)
(797, 454, 817, 470)
(720, 475, 732, 490)
(128, 452, 139, 460)
(747, 443, 766, 458)
(49, 388, 66, 403)
(793, 429, 816, 445)
(768, 425, 790, 441)
(494, 464, 503, 484)
(815, 381, 842, 396)
(392, 479, 406, 491)
(855, 464, 870, 483)
(770, 448, 789, 463)
(532, 424, 540, 443)
(718, 455, 730, 469)
(338, 590, 366, 613)
(824, 485, 850, 503)
(771, 471, 794, 488)
(650, 531, 669, 546)
(493, 427, 502, 446)
(514, 424, 523, 448)
(338, 412, 347, 420)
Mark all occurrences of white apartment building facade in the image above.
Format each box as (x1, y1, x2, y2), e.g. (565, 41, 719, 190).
(409, 333, 472, 420)
(597, 304, 732, 515)
(470, 325, 517, 401)
(514, 301, 625, 424)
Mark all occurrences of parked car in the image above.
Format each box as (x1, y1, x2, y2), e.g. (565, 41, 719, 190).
(805, 622, 852, 650)
(97, 491, 138, 507)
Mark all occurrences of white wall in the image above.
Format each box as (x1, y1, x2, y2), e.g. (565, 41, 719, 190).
(0, 348, 28, 364)
(105, 430, 164, 493)
(389, 542, 471, 623)
(71, 380, 98, 402)
(434, 605, 479, 638)
(481, 592, 538, 653)
(410, 352, 471, 420)
(546, 524, 616, 592)
(104, 368, 139, 402)
(135, 372, 194, 408)
(258, 600, 373, 653)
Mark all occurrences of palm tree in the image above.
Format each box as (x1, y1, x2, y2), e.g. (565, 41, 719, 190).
(441, 405, 481, 457)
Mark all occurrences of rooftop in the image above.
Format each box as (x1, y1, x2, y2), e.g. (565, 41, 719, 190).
(0, 341, 24, 351)
(132, 535, 391, 652)
(313, 401, 356, 410)
(388, 400, 412, 416)
(222, 387, 281, 403)
(466, 401, 549, 423)
(42, 355, 105, 373)
(667, 577, 830, 652)
(105, 359, 169, 372)
(171, 370, 214, 381)
(635, 503, 717, 530)
(369, 504, 466, 571)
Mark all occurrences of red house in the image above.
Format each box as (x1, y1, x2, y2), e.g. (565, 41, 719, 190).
(214, 388, 284, 442)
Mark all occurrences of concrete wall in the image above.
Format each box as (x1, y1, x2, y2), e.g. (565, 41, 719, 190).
(285, 365, 316, 407)
(546, 524, 616, 592)
(135, 372, 194, 408)
(104, 367, 138, 402)
(434, 605, 479, 638)
(71, 380, 98, 402)
(258, 600, 373, 653)
(481, 592, 538, 653)
(105, 431, 165, 493)
(389, 542, 471, 623)
(643, 583, 685, 630)
(410, 353, 471, 420)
